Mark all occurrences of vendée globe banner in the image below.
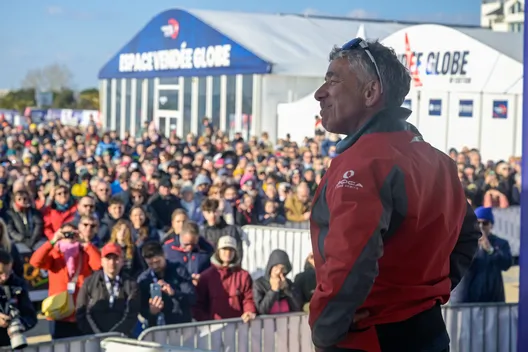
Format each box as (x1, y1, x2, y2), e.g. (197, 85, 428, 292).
(98, 9, 272, 79)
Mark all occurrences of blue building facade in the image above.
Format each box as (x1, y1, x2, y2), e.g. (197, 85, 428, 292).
(99, 9, 272, 138)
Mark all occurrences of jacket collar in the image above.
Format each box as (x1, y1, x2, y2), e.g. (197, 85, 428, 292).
(336, 107, 421, 154)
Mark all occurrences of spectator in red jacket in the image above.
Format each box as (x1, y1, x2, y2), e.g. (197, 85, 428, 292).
(193, 235, 256, 322)
(42, 184, 77, 240)
(30, 222, 101, 339)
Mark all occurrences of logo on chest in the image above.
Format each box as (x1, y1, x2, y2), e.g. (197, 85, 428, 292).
(335, 170, 363, 190)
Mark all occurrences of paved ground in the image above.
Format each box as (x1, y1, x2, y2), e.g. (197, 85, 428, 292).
(23, 266, 521, 345)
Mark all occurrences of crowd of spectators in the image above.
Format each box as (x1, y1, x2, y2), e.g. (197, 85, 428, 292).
(0, 113, 519, 344)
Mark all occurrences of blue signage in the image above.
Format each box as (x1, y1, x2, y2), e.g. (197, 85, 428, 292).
(428, 99, 442, 116)
(98, 10, 272, 79)
(492, 100, 508, 119)
(402, 99, 412, 110)
(459, 99, 473, 118)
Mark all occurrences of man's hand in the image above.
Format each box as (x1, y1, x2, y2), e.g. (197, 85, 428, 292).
(270, 276, 281, 292)
(191, 274, 200, 286)
(241, 311, 256, 323)
(0, 313, 11, 328)
(353, 310, 370, 323)
(158, 280, 175, 296)
(149, 296, 164, 315)
(51, 230, 65, 244)
(479, 235, 493, 253)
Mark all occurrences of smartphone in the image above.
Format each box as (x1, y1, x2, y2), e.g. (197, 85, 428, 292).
(150, 283, 162, 299)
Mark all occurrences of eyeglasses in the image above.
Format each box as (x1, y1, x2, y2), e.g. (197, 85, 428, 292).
(81, 223, 96, 228)
(478, 221, 490, 226)
(341, 38, 384, 94)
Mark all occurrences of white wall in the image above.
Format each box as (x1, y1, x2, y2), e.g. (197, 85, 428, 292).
(259, 75, 322, 142)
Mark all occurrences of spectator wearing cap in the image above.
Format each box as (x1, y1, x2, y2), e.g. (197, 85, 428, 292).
(180, 183, 202, 223)
(194, 235, 256, 322)
(42, 184, 78, 240)
(76, 243, 139, 336)
(451, 207, 512, 303)
(5, 189, 44, 249)
(148, 177, 182, 232)
(284, 182, 311, 223)
(98, 196, 130, 244)
(163, 221, 211, 281)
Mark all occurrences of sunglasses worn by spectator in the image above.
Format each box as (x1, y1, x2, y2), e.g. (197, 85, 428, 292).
(479, 221, 490, 226)
(341, 38, 384, 94)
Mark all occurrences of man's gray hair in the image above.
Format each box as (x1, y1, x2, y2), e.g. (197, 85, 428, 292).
(329, 40, 411, 107)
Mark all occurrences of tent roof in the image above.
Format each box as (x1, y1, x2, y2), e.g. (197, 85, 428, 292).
(186, 9, 523, 77)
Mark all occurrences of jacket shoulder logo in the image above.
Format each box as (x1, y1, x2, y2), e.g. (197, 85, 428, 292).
(343, 170, 355, 179)
(336, 170, 363, 190)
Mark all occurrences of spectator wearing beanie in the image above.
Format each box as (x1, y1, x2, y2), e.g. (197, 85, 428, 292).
(451, 207, 512, 303)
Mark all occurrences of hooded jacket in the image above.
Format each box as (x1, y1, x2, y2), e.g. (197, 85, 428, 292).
(253, 249, 302, 315)
(193, 251, 255, 321)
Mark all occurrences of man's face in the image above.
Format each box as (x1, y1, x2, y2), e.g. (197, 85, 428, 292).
(179, 233, 198, 253)
(79, 198, 95, 215)
(145, 255, 166, 274)
(108, 203, 124, 219)
(102, 254, 122, 276)
(0, 262, 12, 284)
(203, 210, 217, 223)
(315, 57, 372, 134)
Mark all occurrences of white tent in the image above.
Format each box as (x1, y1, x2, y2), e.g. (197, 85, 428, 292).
(276, 24, 523, 160)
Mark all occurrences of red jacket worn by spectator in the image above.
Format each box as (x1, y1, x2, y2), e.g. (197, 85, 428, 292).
(42, 203, 77, 240)
(30, 241, 101, 322)
(193, 254, 256, 321)
(309, 109, 480, 351)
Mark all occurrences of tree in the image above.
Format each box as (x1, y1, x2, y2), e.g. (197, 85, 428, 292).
(21, 63, 73, 91)
(77, 88, 99, 110)
(0, 89, 36, 111)
(52, 89, 76, 109)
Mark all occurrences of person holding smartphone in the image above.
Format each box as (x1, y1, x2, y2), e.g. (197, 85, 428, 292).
(137, 241, 195, 328)
(29, 223, 101, 339)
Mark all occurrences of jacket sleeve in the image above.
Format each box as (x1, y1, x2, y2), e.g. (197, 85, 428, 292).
(5, 214, 25, 243)
(110, 280, 140, 336)
(18, 283, 37, 332)
(84, 243, 102, 271)
(138, 277, 158, 328)
(174, 263, 196, 306)
(489, 237, 513, 271)
(29, 211, 44, 249)
(284, 279, 303, 312)
(284, 197, 305, 222)
(241, 273, 256, 314)
(253, 280, 280, 314)
(29, 241, 57, 272)
(192, 274, 210, 321)
(75, 277, 100, 334)
(449, 201, 481, 290)
(309, 165, 397, 349)
(42, 210, 55, 240)
(293, 273, 308, 305)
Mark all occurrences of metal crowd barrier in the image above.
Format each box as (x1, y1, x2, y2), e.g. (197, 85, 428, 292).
(241, 226, 311, 279)
(138, 304, 518, 352)
(493, 206, 520, 257)
(100, 337, 212, 351)
(0, 332, 124, 352)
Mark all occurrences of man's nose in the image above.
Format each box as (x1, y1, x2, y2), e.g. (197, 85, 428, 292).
(314, 84, 327, 101)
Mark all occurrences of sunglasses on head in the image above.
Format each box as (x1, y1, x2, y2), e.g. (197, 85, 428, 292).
(341, 38, 384, 94)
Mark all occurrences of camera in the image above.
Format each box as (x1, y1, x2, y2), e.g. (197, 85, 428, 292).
(63, 231, 75, 239)
(1, 287, 27, 350)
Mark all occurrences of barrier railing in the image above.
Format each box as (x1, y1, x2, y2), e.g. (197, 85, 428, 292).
(100, 337, 213, 351)
(0, 332, 124, 352)
(138, 304, 518, 352)
(242, 226, 311, 279)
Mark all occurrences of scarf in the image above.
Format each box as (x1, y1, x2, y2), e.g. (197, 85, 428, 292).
(54, 199, 72, 212)
(58, 241, 81, 277)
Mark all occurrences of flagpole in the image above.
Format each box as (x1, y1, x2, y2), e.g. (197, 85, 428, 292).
(518, 6, 528, 351)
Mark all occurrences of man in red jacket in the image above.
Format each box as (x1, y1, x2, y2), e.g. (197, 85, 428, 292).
(309, 38, 480, 352)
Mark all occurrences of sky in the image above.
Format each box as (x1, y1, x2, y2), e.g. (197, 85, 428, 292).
(0, 0, 481, 90)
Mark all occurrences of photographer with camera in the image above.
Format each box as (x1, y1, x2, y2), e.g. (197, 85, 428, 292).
(30, 223, 101, 339)
(0, 249, 37, 350)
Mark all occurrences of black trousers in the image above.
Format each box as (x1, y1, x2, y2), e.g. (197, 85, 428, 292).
(49, 320, 84, 339)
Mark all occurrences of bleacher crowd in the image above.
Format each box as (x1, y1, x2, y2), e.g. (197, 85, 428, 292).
(0, 114, 518, 345)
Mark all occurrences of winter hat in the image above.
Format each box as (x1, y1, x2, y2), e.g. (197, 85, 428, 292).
(475, 206, 494, 224)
